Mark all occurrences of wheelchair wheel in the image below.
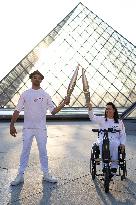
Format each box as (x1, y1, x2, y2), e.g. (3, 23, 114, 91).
(90, 143, 100, 180)
(121, 161, 127, 181)
(90, 151, 96, 180)
(118, 146, 127, 180)
(90, 158, 96, 180)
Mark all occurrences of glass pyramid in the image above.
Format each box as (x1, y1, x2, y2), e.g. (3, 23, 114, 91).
(0, 2, 136, 109)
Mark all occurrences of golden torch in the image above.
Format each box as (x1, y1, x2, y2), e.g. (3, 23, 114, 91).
(67, 64, 80, 97)
(82, 67, 90, 104)
(59, 64, 80, 105)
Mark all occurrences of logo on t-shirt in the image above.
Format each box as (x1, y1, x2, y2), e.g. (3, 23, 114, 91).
(34, 97, 44, 102)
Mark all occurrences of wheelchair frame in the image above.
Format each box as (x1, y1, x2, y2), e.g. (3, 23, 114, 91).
(90, 128, 127, 193)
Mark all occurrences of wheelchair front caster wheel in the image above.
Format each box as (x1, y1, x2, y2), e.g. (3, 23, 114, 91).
(92, 169, 96, 180)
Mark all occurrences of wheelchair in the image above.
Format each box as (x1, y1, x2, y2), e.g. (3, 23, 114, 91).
(90, 128, 127, 193)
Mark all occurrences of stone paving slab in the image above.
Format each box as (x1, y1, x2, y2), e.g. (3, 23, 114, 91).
(0, 121, 136, 205)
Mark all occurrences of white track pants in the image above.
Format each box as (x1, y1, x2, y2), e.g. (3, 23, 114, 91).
(98, 139, 120, 169)
(18, 129, 48, 174)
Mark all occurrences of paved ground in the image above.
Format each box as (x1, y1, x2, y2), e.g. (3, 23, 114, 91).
(0, 121, 136, 205)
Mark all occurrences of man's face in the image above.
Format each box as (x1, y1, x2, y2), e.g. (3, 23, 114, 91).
(31, 74, 42, 86)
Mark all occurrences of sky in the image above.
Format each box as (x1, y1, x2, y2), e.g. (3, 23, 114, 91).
(0, 0, 135, 80)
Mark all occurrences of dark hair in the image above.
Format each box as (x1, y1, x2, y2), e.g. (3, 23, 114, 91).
(105, 102, 119, 123)
(29, 70, 44, 80)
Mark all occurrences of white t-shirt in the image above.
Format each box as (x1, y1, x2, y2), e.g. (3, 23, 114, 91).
(15, 88, 55, 129)
(88, 110, 126, 145)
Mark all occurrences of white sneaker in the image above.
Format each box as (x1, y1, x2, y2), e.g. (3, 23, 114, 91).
(43, 173, 57, 183)
(11, 174, 24, 186)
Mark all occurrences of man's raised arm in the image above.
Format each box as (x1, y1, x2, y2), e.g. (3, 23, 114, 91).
(51, 96, 70, 115)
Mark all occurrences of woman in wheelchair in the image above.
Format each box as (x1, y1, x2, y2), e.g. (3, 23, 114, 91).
(87, 101, 126, 177)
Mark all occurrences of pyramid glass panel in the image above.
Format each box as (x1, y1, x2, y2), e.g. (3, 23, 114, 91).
(127, 109, 136, 119)
(0, 3, 136, 110)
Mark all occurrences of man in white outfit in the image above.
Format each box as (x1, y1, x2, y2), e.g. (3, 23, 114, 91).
(87, 101, 126, 176)
(10, 70, 70, 186)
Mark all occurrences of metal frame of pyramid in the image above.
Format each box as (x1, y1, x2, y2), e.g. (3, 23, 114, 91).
(0, 3, 136, 114)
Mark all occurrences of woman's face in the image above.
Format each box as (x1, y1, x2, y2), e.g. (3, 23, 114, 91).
(105, 105, 115, 119)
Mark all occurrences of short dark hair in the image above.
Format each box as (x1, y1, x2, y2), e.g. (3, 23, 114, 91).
(29, 70, 44, 80)
(105, 102, 119, 123)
